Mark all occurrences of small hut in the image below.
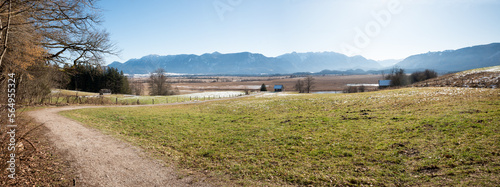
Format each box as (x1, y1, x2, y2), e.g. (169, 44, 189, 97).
(378, 80, 391, 88)
(274, 85, 284, 92)
(99, 89, 112, 95)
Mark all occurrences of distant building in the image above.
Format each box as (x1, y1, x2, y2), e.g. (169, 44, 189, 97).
(274, 85, 284, 92)
(99, 89, 112, 95)
(378, 80, 391, 88)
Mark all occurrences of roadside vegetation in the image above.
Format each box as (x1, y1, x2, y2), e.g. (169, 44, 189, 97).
(0, 108, 77, 186)
(62, 87, 500, 186)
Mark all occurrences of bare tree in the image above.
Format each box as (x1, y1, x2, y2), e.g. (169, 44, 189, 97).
(129, 79, 144, 96)
(1, 0, 117, 67)
(0, 0, 12, 67)
(385, 67, 409, 87)
(149, 68, 174, 96)
(295, 79, 305, 93)
(32, 0, 118, 65)
(0, 0, 117, 102)
(304, 75, 315, 93)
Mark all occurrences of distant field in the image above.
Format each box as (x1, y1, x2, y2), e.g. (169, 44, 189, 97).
(61, 87, 500, 186)
(131, 74, 382, 94)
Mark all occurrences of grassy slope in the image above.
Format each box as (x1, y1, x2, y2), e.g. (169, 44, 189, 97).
(61, 87, 500, 186)
(412, 65, 500, 88)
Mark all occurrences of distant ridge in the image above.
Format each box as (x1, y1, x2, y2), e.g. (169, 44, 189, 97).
(109, 43, 500, 75)
(108, 51, 381, 74)
(395, 43, 500, 72)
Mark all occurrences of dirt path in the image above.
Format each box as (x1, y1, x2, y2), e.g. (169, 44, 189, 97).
(27, 105, 210, 186)
(25, 94, 262, 186)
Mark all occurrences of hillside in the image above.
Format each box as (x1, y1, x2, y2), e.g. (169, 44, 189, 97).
(412, 65, 500, 88)
(63, 87, 500, 186)
(396, 43, 500, 72)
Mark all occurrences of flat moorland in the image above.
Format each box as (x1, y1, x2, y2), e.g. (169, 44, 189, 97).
(61, 87, 500, 186)
(130, 74, 381, 94)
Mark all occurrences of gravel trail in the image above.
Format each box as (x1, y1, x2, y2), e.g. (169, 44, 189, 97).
(27, 105, 210, 187)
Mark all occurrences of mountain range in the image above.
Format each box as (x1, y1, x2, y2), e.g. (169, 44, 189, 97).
(108, 43, 500, 75)
(396, 43, 500, 72)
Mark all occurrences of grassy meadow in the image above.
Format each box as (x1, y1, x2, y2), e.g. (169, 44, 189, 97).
(42, 90, 245, 105)
(61, 87, 500, 186)
(112, 91, 246, 105)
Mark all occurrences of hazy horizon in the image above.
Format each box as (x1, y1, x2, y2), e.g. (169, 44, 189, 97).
(98, 0, 500, 64)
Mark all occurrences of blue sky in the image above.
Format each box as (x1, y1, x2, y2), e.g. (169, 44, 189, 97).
(97, 0, 500, 64)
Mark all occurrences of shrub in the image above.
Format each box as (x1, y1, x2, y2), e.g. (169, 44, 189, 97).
(410, 69, 438, 83)
(385, 67, 409, 87)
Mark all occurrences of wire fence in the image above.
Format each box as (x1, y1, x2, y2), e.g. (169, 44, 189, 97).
(23, 92, 250, 106)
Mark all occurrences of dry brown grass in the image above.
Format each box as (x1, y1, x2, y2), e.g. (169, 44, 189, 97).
(130, 75, 383, 95)
(0, 108, 77, 186)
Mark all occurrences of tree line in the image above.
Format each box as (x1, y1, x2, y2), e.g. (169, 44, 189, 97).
(385, 67, 438, 87)
(66, 65, 130, 94)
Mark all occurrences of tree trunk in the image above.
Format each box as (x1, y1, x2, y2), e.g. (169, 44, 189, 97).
(0, 0, 12, 67)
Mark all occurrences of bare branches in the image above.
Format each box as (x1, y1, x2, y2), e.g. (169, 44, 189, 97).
(149, 68, 175, 96)
(32, 0, 117, 65)
(295, 76, 315, 93)
(0, 0, 11, 67)
(304, 76, 315, 93)
(0, 0, 117, 104)
(0, 0, 117, 67)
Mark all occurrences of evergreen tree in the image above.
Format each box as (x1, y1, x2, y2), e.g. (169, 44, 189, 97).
(260, 83, 267, 91)
(65, 65, 130, 94)
(120, 71, 131, 94)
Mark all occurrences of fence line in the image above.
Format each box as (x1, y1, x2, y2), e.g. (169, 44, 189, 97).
(27, 92, 250, 106)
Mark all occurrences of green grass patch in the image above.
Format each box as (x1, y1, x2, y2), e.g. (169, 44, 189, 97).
(61, 87, 500, 186)
(41, 90, 245, 105)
